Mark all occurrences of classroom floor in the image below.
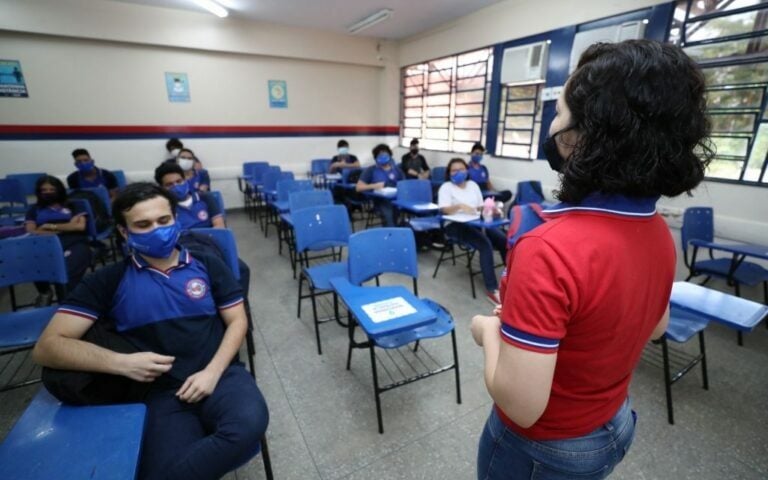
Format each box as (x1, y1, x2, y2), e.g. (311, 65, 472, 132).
(1, 210, 767, 480)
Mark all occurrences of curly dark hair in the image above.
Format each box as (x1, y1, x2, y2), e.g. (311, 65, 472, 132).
(555, 39, 713, 203)
(154, 162, 184, 185)
(371, 143, 393, 158)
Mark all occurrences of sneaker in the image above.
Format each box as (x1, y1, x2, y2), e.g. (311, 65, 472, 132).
(34, 290, 53, 308)
(484, 290, 500, 306)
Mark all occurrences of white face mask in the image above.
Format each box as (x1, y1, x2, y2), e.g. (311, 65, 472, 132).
(170, 148, 181, 157)
(178, 158, 195, 171)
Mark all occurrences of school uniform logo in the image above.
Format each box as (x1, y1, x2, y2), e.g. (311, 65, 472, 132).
(388, 172, 395, 180)
(197, 210, 209, 221)
(185, 278, 208, 299)
(61, 208, 71, 215)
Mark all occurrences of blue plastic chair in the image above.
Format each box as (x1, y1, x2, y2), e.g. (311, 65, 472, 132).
(681, 207, 768, 343)
(80, 186, 112, 216)
(272, 180, 313, 254)
(283, 190, 333, 277)
(6, 172, 45, 198)
(345, 227, 461, 433)
(208, 190, 226, 225)
(0, 235, 68, 311)
(69, 198, 116, 264)
(239, 162, 270, 220)
(0, 178, 28, 222)
(112, 169, 127, 189)
(512, 180, 545, 205)
(431, 167, 446, 188)
(294, 205, 352, 355)
(506, 203, 546, 249)
(253, 166, 280, 229)
(395, 179, 432, 204)
(309, 159, 332, 188)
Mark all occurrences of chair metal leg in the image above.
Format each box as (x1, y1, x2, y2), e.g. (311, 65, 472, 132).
(698, 331, 708, 390)
(451, 329, 462, 405)
(734, 283, 744, 346)
(369, 344, 384, 434)
(661, 336, 674, 425)
(432, 247, 447, 278)
(260, 435, 274, 480)
(346, 312, 354, 371)
(467, 250, 477, 299)
(297, 274, 304, 319)
(310, 285, 322, 356)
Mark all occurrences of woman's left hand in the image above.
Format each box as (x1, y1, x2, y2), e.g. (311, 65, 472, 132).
(471, 315, 500, 346)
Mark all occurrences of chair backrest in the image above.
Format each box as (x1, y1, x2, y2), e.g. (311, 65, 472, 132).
(341, 167, 362, 184)
(0, 178, 27, 207)
(112, 170, 127, 189)
(431, 167, 446, 186)
(292, 205, 352, 253)
(209, 190, 225, 214)
(681, 207, 714, 267)
(348, 228, 418, 285)
(289, 190, 333, 213)
(242, 162, 270, 181)
(262, 170, 293, 191)
(310, 159, 332, 175)
(513, 180, 545, 205)
(192, 228, 240, 280)
(396, 179, 432, 203)
(0, 235, 68, 288)
(276, 179, 313, 202)
(506, 204, 546, 250)
(69, 198, 105, 238)
(6, 173, 46, 198)
(80, 186, 112, 216)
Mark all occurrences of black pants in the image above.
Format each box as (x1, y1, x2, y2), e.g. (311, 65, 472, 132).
(35, 241, 93, 294)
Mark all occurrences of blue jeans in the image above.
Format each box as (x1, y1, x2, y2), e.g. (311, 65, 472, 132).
(139, 363, 269, 480)
(374, 199, 398, 227)
(477, 398, 636, 480)
(446, 223, 507, 291)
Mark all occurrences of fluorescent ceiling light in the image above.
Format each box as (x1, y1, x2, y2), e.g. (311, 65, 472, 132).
(348, 9, 393, 34)
(190, 0, 229, 18)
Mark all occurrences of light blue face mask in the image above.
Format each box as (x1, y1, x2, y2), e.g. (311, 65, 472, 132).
(376, 153, 391, 166)
(338, 147, 349, 155)
(169, 182, 190, 200)
(126, 222, 180, 259)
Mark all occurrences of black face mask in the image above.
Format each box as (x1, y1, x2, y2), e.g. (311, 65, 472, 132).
(542, 130, 571, 172)
(410, 148, 419, 155)
(38, 192, 61, 207)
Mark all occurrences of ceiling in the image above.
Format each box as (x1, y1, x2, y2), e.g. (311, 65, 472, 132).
(109, 0, 502, 39)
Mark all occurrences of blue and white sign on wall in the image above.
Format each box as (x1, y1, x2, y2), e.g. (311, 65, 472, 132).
(268, 80, 288, 108)
(0, 60, 29, 98)
(165, 72, 190, 103)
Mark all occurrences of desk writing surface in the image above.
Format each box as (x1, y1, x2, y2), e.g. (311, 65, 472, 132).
(393, 201, 439, 213)
(330, 278, 436, 338)
(670, 281, 768, 331)
(466, 217, 511, 229)
(689, 239, 768, 261)
(442, 213, 480, 223)
(0, 388, 146, 480)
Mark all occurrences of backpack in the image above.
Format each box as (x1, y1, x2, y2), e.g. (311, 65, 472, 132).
(506, 203, 547, 251)
(69, 190, 112, 233)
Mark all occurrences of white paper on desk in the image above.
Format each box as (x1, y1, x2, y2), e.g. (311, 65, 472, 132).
(442, 213, 480, 223)
(412, 202, 439, 209)
(375, 187, 398, 195)
(361, 296, 417, 323)
(324, 173, 342, 180)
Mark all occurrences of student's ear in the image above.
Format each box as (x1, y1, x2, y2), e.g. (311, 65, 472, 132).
(117, 224, 128, 241)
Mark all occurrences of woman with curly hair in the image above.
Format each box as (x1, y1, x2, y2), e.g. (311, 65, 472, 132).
(471, 39, 712, 479)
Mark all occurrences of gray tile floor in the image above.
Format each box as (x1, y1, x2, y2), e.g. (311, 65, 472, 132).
(1, 210, 767, 480)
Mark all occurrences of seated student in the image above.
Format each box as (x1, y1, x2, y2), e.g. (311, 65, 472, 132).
(356, 143, 405, 227)
(400, 138, 430, 180)
(176, 148, 211, 192)
(25, 175, 93, 306)
(32, 183, 269, 480)
(467, 143, 512, 204)
(438, 158, 506, 306)
(329, 139, 360, 173)
(155, 163, 223, 229)
(165, 138, 183, 163)
(66, 148, 119, 199)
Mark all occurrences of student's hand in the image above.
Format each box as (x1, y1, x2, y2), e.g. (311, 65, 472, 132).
(493, 305, 502, 317)
(459, 204, 476, 214)
(371, 182, 386, 190)
(119, 352, 174, 382)
(176, 367, 222, 403)
(471, 315, 500, 347)
(40, 223, 58, 231)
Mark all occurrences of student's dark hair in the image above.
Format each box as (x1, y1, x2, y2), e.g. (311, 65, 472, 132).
(445, 158, 468, 181)
(470, 143, 485, 153)
(112, 182, 177, 228)
(71, 148, 90, 159)
(35, 175, 67, 206)
(372, 143, 392, 158)
(337, 139, 349, 148)
(154, 162, 185, 185)
(166, 138, 183, 152)
(410, 138, 419, 146)
(555, 39, 713, 203)
(177, 148, 196, 159)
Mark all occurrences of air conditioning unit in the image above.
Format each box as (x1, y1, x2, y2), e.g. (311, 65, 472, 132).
(500, 41, 549, 85)
(569, 21, 646, 73)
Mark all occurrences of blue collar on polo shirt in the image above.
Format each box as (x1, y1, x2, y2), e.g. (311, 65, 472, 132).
(130, 246, 191, 273)
(543, 192, 659, 218)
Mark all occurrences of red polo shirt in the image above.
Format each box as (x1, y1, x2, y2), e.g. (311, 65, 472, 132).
(497, 194, 675, 440)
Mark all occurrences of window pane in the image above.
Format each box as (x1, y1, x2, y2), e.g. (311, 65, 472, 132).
(745, 123, 768, 181)
(458, 48, 491, 66)
(422, 139, 448, 151)
(425, 128, 449, 140)
(404, 85, 423, 96)
(504, 130, 533, 144)
(403, 118, 421, 128)
(457, 63, 486, 78)
(707, 88, 763, 108)
(457, 76, 486, 90)
(405, 64, 427, 76)
(455, 103, 484, 116)
(427, 94, 451, 106)
(710, 113, 757, 132)
(428, 82, 451, 94)
(688, 0, 768, 18)
(702, 63, 768, 85)
(706, 158, 744, 179)
(426, 117, 449, 128)
(403, 128, 422, 139)
(426, 105, 450, 117)
(455, 117, 482, 129)
(501, 144, 532, 158)
(404, 107, 422, 118)
(711, 135, 750, 156)
(452, 141, 476, 153)
(453, 129, 481, 141)
(404, 75, 424, 87)
(429, 57, 455, 70)
(507, 100, 536, 114)
(507, 85, 538, 99)
(687, 10, 765, 43)
(404, 96, 422, 107)
(456, 90, 485, 104)
(685, 35, 768, 61)
(505, 116, 534, 129)
(429, 69, 452, 84)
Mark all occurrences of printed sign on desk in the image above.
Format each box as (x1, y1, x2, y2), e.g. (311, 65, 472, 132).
(362, 297, 417, 323)
(268, 80, 288, 108)
(0, 60, 29, 97)
(165, 72, 190, 103)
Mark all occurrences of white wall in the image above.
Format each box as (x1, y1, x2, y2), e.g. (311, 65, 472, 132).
(395, 0, 768, 243)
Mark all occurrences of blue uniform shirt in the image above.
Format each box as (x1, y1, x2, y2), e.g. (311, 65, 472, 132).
(175, 192, 222, 230)
(187, 169, 211, 192)
(58, 248, 243, 389)
(360, 164, 404, 187)
(66, 167, 118, 190)
(467, 162, 489, 188)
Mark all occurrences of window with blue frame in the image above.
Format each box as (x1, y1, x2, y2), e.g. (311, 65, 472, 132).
(399, 48, 493, 153)
(671, 0, 768, 184)
(496, 83, 543, 159)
